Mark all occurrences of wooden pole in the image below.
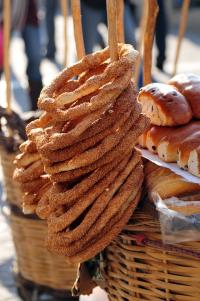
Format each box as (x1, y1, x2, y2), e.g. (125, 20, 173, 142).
(134, 0, 148, 88)
(116, 0, 124, 43)
(60, 0, 68, 66)
(106, 0, 118, 62)
(71, 0, 85, 60)
(143, 0, 159, 85)
(173, 0, 190, 76)
(3, 0, 11, 113)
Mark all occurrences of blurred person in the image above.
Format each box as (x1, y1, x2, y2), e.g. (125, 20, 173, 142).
(0, 23, 2, 75)
(155, 0, 168, 71)
(0, 0, 42, 110)
(81, 0, 137, 54)
(44, 0, 59, 60)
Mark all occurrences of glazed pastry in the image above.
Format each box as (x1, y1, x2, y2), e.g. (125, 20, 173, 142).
(138, 83, 192, 126)
(169, 73, 200, 118)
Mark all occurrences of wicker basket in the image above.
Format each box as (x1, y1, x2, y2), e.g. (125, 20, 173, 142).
(106, 209, 200, 301)
(0, 146, 22, 207)
(8, 206, 77, 291)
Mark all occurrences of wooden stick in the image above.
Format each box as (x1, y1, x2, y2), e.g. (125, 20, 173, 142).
(143, 0, 159, 85)
(116, 0, 124, 43)
(134, 0, 148, 88)
(60, 0, 68, 66)
(3, 0, 11, 113)
(173, 0, 190, 76)
(71, 0, 85, 60)
(106, 0, 118, 62)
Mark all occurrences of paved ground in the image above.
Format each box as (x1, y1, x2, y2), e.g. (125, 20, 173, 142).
(0, 9, 200, 301)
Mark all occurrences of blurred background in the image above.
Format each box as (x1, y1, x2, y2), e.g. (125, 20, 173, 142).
(0, 0, 200, 300)
(0, 0, 200, 112)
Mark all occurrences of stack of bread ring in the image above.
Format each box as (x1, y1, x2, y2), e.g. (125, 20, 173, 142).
(14, 44, 150, 263)
(13, 140, 50, 213)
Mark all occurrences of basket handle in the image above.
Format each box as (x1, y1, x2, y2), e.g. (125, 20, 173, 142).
(3, 0, 11, 113)
(134, 234, 200, 260)
(71, 0, 85, 60)
(173, 0, 190, 76)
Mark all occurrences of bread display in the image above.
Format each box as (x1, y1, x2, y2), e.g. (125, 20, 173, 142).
(144, 161, 200, 201)
(138, 75, 200, 178)
(138, 83, 192, 126)
(169, 73, 200, 118)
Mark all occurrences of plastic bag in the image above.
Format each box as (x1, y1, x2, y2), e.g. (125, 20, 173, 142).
(153, 193, 200, 244)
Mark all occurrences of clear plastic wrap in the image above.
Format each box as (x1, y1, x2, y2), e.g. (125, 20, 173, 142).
(153, 193, 200, 244)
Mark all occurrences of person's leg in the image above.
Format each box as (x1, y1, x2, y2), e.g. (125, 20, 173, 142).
(45, 0, 57, 59)
(155, 0, 167, 70)
(81, 2, 105, 54)
(22, 25, 43, 110)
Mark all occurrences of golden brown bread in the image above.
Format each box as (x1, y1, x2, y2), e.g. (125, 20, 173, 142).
(177, 132, 200, 170)
(169, 73, 200, 119)
(138, 83, 192, 126)
(157, 121, 200, 162)
(138, 126, 152, 148)
(146, 126, 174, 153)
(144, 161, 200, 201)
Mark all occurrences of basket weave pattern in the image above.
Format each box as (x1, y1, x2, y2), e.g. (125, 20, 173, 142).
(9, 210, 77, 290)
(106, 212, 200, 301)
(0, 147, 22, 206)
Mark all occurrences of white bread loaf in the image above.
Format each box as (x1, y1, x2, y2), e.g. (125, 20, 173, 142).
(145, 161, 200, 201)
(169, 73, 200, 119)
(178, 132, 200, 170)
(138, 83, 192, 126)
(157, 121, 200, 162)
(188, 146, 200, 177)
(146, 126, 173, 153)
